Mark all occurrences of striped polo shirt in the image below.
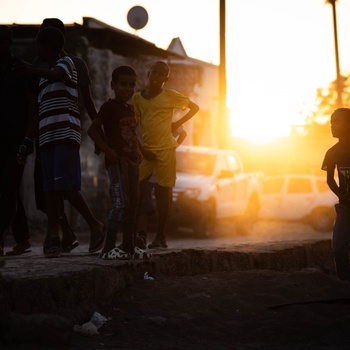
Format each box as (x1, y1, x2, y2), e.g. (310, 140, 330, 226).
(38, 56, 81, 148)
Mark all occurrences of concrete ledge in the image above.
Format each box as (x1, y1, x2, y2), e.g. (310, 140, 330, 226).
(0, 239, 334, 316)
(153, 240, 334, 275)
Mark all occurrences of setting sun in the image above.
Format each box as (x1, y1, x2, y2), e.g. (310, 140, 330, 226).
(223, 0, 349, 142)
(230, 117, 291, 144)
(2, 0, 350, 143)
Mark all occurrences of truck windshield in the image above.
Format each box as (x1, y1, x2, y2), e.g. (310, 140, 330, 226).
(176, 152, 215, 175)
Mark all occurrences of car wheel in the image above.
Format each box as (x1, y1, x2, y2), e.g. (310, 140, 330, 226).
(193, 202, 216, 238)
(310, 207, 335, 232)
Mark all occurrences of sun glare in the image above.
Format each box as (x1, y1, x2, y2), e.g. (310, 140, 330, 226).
(227, 90, 298, 144)
(229, 115, 291, 144)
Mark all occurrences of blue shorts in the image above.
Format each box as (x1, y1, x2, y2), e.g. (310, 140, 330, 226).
(40, 143, 81, 192)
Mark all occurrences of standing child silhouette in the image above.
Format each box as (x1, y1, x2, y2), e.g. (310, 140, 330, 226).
(88, 65, 152, 260)
(322, 108, 350, 281)
(16, 27, 105, 258)
(133, 61, 199, 248)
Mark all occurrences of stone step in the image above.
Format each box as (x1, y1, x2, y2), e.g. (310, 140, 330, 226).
(0, 239, 334, 315)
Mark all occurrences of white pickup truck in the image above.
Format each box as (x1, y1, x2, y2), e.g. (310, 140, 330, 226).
(259, 174, 337, 231)
(168, 145, 264, 237)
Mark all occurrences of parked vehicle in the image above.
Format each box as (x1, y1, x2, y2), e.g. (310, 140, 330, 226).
(168, 145, 264, 237)
(259, 174, 337, 231)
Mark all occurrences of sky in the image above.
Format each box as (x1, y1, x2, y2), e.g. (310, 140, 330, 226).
(2, 0, 350, 141)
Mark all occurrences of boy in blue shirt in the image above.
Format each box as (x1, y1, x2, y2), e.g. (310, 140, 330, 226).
(88, 65, 151, 260)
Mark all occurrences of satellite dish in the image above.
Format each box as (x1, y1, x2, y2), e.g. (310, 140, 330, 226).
(127, 6, 149, 30)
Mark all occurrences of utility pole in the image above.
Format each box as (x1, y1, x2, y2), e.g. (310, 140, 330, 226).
(327, 0, 342, 108)
(219, 0, 227, 148)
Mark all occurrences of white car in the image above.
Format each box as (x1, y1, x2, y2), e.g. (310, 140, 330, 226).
(168, 145, 263, 236)
(259, 174, 337, 231)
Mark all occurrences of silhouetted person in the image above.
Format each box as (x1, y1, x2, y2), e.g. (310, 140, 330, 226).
(16, 27, 105, 258)
(322, 108, 350, 281)
(0, 25, 36, 256)
(33, 18, 99, 253)
(88, 65, 152, 260)
(137, 125, 187, 243)
(133, 61, 199, 248)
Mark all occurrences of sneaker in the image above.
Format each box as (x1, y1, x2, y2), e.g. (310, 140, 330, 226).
(117, 243, 127, 251)
(89, 223, 106, 253)
(148, 239, 167, 249)
(5, 240, 31, 256)
(61, 219, 79, 253)
(61, 240, 79, 253)
(60, 213, 79, 253)
(135, 231, 147, 249)
(99, 247, 130, 260)
(132, 246, 152, 260)
(43, 236, 61, 258)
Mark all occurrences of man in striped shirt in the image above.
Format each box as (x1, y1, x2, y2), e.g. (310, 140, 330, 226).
(17, 27, 105, 258)
(34, 18, 99, 254)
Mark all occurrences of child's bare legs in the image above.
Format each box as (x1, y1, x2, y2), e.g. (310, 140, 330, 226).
(63, 191, 101, 227)
(136, 181, 156, 247)
(44, 191, 62, 257)
(155, 185, 172, 239)
(148, 184, 172, 248)
(59, 199, 79, 252)
(102, 220, 120, 253)
(136, 176, 152, 246)
(45, 191, 61, 239)
(137, 212, 148, 233)
(63, 191, 106, 252)
(332, 204, 350, 281)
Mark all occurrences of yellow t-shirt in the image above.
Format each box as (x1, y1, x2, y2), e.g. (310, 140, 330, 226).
(133, 89, 189, 150)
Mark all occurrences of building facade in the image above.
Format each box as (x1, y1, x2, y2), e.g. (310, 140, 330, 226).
(6, 17, 220, 229)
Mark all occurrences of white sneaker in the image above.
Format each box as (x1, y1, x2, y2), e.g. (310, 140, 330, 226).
(99, 247, 130, 260)
(132, 247, 152, 260)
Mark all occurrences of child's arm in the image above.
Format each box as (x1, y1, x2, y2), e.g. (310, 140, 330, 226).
(176, 129, 187, 145)
(14, 62, 67, 81)
(17, 92, 38, 164)
(172, 101, 199, 132)
(137, 139, 156, 161)
(87, 118, 119, 163)
(327, 167, 342, 198)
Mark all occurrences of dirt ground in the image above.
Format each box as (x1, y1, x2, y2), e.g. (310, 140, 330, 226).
(70, 222, 350, 350)
(71, 268, 350, 349)
(8, 221, 350, 350)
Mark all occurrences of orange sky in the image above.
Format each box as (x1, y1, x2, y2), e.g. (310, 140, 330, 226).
(2, 0, 350, 140)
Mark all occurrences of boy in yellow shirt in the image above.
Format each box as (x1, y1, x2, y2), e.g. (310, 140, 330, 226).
(133, 61, 199, 248)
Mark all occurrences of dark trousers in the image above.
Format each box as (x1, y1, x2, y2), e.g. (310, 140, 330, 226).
(107, 159, 139, 224)
(332, 203, 350, 281)
(107, 159, 139, 251)
(0, 150, 29, 247)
